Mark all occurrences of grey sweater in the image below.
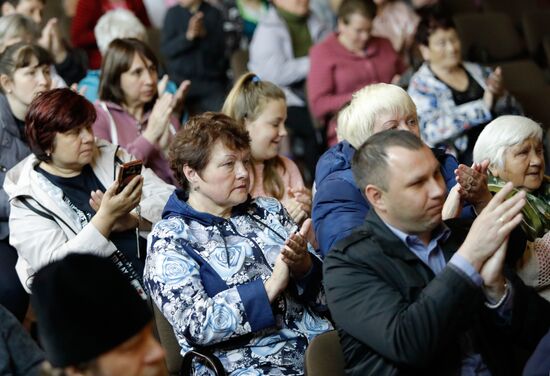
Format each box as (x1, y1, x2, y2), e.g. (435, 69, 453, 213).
(0, 305, 44, 376)
(0, 94, 31, 239)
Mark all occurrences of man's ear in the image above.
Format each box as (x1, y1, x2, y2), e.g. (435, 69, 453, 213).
(364, 184, 387, 212)
(418, 44, 430, 62)
(1, 2, 15, 16)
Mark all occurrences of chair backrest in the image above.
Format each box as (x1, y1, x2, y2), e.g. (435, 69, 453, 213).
(483, 0, 539, 25)
(522, 10, 550, 64)
(304, 330, 346, 376)
(152, 303, 184, 376)
(498, 59, 547, 91)
(453, 12, 525, 63)
(441, 0, 480, 15)
(544, 36, 550, 66)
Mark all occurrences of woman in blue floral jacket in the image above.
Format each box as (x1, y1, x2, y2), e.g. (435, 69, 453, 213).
(144, 112, 331, 375)
(407, 9, 522, 164)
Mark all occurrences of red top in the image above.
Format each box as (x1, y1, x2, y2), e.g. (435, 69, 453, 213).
(71, 0, 151, 69)
(307, 33, 405, 145)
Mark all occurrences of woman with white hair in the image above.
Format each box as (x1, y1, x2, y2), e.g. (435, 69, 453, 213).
(471, 115, 550, 300)
(312, 83, 489, 256)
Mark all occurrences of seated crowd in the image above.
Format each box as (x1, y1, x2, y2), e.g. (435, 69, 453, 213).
(1, 0, 550, 375)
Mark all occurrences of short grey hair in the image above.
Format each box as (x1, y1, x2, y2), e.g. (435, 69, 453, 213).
(94, 9, 147, 56)
(0, 13, 39, 48)
(337, 83, 418, 149)
(473, 115, 543, 170)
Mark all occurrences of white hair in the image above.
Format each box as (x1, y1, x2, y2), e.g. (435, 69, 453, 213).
(0, 13, 38, 46)
(94, 9, 147, 55)
(473, 115, 543, 170)
(336, 83, 417, 149)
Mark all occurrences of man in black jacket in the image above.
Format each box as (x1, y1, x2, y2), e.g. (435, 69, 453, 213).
(323, 130, 550, 375)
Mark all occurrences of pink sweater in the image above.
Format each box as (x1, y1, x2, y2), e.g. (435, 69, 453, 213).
(249, 156, 305, 206)
(307, 33, 405, 145)
(93, 101, 180, 186)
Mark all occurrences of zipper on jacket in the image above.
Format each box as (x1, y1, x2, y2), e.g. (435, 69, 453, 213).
(225, 218, 273, 272)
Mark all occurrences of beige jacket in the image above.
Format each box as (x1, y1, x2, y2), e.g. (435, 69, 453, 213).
(3, 139, 174, 291)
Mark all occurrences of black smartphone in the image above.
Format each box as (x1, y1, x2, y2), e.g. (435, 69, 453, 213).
(116, 160, 143, 194)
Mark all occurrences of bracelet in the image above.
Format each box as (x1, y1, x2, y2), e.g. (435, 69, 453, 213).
(484, 281, 509, 309)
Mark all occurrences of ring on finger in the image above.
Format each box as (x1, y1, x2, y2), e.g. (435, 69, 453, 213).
(498, 217, 505, 224)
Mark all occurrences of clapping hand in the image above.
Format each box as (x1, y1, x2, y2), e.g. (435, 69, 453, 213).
(281, 219, 313, 278)
(455, 160, 492, 213)
(89, 176, 143, 235)
(457, 182, 525, 271)
(186, 12, 205, 41)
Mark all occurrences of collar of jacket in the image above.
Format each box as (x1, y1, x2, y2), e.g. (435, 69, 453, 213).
(363, 208, 462, 263)
(162, 189, 254, 226)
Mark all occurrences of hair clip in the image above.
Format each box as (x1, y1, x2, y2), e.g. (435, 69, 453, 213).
(251, 75, 261, 84)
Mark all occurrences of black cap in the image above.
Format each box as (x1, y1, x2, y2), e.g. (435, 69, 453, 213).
(31, 254, 151, 367)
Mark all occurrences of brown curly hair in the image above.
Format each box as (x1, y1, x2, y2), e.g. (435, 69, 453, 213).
(169, 112, 251, 192)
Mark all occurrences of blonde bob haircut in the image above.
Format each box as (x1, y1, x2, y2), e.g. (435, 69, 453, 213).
(336, 83, 417, 149)
(473, 115, 543, 171)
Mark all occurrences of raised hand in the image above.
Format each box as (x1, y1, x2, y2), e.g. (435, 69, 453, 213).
(457, 182, 525, 271)
(142, 93, 174, 146)
(483, 67, 504, 109)
(186, 12, 205, 41)
(288, 186, 312, 215)
(455, 160, 492, 213)
(91, 175, 143, 237)
(442, 185, 463, 220)
(479, 239, 508, 302)
(281, 219, 313, 278)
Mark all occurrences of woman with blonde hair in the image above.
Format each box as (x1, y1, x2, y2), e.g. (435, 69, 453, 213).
(222, 72, 311, 224)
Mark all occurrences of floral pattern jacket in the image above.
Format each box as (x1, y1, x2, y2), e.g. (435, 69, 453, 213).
(144, 190, 332, 375)
(408, 62, 522, 152)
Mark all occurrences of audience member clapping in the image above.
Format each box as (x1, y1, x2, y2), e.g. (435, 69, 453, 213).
(4, 88, 173, 292)
(94, 38, 188, 186)
(312, 83, 482, 256)
(371, 0, 419, 59)
(0, 42, 52, 321)
(2, 0, 87, 86)
(223, 73, 312, 225)
(161, 0, 227, 113)
(144, 112, 331, 375)
(308, 0, 405, 146)
(249, 0, 331, 181)
(0, 14, 80, 88)
(323, 129, 550, 375)
(469, 115, 550, 300)
(408, 9, 522, 165)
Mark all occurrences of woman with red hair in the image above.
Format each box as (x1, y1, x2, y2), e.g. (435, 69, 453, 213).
(4, 88, 173, 292)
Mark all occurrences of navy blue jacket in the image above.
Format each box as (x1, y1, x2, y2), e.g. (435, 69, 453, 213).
(524, 329, 550, 375)
(312, 141, 475, 256)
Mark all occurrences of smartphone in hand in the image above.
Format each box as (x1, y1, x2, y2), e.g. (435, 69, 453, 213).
(117, 160, 143, 194)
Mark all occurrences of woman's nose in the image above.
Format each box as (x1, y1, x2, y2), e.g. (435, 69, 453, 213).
(279, 123, 288, 137)
(81, 127, 94, 142)
(236, 161, 249, 178)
